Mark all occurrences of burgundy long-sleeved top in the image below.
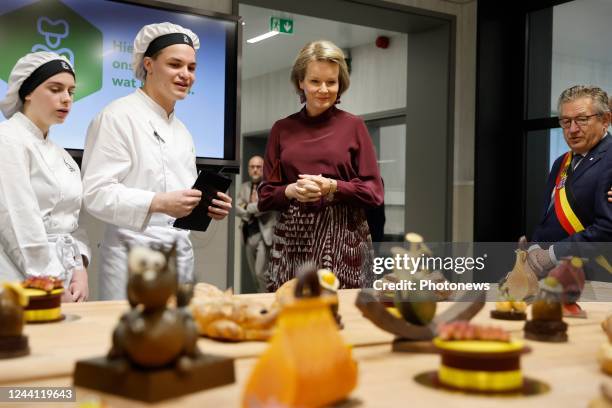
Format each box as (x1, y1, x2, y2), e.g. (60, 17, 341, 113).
(258, 106, 384, 211)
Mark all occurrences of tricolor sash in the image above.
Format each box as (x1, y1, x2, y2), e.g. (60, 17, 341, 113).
(552, 152, 612, 273)
(553, 152, 585, 235)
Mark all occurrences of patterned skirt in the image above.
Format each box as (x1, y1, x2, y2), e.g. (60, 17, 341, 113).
(267, 201, 374, 291)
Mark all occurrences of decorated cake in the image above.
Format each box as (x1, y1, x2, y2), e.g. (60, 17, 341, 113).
(493, 249, 537, 321)
(523, 277, 568, 342)
(433, 321, 528, 393)
(21, 277, 64, 323)
(548, 257, 586, 318)
(491, 300, 527, 321)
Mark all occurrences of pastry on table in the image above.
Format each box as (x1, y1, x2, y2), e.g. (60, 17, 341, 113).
(598, 315, 612, 375)
(523, 277, 568, 342)
(599, 343, 612, 376)
(21, 276, 64, 323)
(191, 283, 278, 341)
(491, 300, 527, 320)
(193, 281, 227, 298)
(192, 267, 344, 341)
(433, 321, 529, 393)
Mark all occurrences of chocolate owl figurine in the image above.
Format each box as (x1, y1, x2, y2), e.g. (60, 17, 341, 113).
(107, 244, 200, 371)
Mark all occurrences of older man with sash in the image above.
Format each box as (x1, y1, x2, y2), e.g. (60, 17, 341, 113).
(528, 85, 612, 286)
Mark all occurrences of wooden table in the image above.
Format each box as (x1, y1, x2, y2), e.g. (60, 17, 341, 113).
(1, 289, 611, 407)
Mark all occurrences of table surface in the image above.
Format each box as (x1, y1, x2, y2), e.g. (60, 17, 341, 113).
(1, 289, 611, 407)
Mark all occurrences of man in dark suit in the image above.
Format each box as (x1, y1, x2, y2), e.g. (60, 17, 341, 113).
(235, 155, 278, 292)
(528, 85, 612, 278)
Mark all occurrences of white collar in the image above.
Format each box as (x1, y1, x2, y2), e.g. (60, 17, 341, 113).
(136, 89, 175, 122)
(12, 111, 46, 141)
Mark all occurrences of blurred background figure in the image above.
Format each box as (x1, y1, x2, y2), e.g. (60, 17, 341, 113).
(236, 155, 278, 292)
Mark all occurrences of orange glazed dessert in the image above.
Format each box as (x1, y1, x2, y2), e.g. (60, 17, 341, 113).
(22, 277, 64, 323)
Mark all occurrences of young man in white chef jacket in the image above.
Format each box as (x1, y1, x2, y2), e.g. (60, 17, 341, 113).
(81, 23, 232, 300)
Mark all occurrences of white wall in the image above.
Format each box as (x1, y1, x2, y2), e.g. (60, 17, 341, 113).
(342, 35, 408, 116)
(383, 0, 476, 243)
(241, 34, 408, 133)
(378, 124, 407, 235)
(386, 1, 477, 243)
(551, 52, 612, 113)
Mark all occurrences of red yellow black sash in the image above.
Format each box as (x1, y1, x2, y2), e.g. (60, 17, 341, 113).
(552, 151, 612, 273)
(553, 152, 585, 235)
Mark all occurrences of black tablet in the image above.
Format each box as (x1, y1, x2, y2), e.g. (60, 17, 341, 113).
(173, 172, 232, 232)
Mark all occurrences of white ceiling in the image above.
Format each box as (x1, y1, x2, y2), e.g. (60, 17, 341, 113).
(239, 4, 404, 80)
(553, 0, 612, 64)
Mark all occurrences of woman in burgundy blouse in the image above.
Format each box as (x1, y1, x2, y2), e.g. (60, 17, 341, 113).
(258, 40, 384, 291)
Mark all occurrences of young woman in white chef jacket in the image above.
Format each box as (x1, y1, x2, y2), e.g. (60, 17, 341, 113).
(0, 52, 90, 301)
(81, 23, 232, 300)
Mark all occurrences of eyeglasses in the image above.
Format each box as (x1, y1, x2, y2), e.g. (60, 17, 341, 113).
(558, 113, 601, 129)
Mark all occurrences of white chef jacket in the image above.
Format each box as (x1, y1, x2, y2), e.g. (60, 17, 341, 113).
(0, 112, 90, 284)
(81, 89, 197, 300)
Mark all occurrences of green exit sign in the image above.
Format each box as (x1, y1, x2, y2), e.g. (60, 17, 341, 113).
(270, 17, 294, 34)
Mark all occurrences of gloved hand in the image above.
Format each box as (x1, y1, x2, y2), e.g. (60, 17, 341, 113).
(527, 247, 555, 277)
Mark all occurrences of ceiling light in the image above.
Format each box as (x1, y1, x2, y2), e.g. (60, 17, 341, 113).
(247, 30, 279, 44)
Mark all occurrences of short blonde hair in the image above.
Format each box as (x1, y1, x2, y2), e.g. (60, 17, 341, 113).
(290, 40, 350, 98)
